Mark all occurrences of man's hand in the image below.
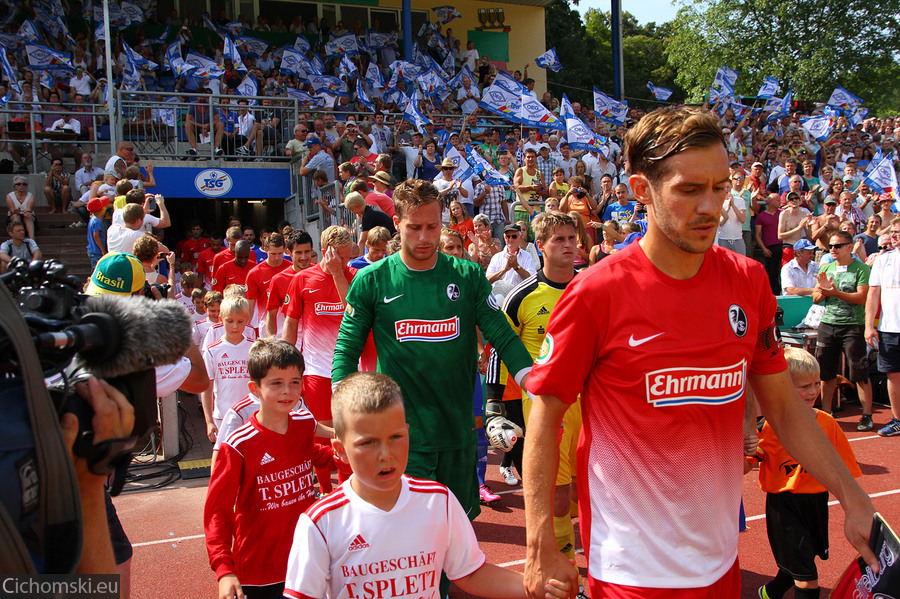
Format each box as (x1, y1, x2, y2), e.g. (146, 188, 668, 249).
(816, 272, 835, 293)
(761, 245, 772, 258)
(206, 421, 218, 443)
(865, 325, 880, 348)
(61, 377, 135, 475)
(218, 574, 244, 599)
(843, 490, 879, 574)
(322, 245, 342, 277)
(505, 250, 519, 272)
(525, 547, 578, 599)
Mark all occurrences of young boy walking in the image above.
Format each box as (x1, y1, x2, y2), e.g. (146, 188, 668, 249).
(750, 347, 862, 599)
(204, 339, 337, 599)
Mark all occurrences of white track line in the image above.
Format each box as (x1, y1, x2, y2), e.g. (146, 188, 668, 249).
(746, 488, 900, 522)
(133, 533, 205, 547)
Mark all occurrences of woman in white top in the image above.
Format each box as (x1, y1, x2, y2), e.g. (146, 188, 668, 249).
(717, 172, 749, 256)
(6, 175, 36, 239)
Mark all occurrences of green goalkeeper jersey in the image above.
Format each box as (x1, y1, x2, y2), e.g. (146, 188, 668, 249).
(333, 252, 533, 452)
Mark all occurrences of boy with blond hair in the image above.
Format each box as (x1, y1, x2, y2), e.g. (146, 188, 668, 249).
(284, 372, 570, 599)
(750, 347, 862, 599)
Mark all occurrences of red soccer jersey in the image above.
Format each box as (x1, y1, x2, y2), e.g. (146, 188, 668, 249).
(211, 249, 236, 277)
(283, 264, 355, 378)
(212, 260, 256, 293)
(204, 410, 336, 586)
(197, 246, 224, 287)
(245, 258, 292, 325)
(527, 244, 787, 589)
(180, 237, 211, 269)
(365, 191, 395, 217)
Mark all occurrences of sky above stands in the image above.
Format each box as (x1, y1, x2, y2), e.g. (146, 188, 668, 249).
(574, 0, 680, 26)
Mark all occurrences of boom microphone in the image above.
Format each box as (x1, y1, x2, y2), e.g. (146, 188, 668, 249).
(37, 295, 193, 379)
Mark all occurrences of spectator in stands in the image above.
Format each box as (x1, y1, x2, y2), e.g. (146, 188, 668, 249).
(6, 175, 36, 239)
(298, 136, 336, 184)
(44, 158, 71, 214)
(86, 196, 109, 271)
(343, 191, 396, 257)
(185, 89, 224, 157)
(855, 215, 882, 257)
(347, 179, 394, 217)
(457, 76, 480, 115)
(781, 239, 818, 296)
(777, 191, 812, 266)
(0, 221, 41, 272)
(74, 154, 104, 196)
(252, 97, 282, 160)
(756, 193, 783, 295)
(284, 123, 310, 160)
(486, 223, 536, 285)
(105, 141, 135, 178)
(107, 203, 147, 254)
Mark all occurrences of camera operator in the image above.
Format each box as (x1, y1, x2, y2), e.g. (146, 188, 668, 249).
(82, 252, 209, 597)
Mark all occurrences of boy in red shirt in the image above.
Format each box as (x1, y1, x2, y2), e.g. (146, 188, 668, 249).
(748, 347, 862, 599)
(204, 339, 337, 599)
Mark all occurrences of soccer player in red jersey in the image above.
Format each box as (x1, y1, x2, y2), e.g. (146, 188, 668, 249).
(196, 233, 225, 289)
(212, 240, 255, 293)
(522, 107, 878, 599)
(179, 220, 210, 270)
(245, 232, 291, 332)
(265, 229, 314, 338)
(211, 226, 243, 279)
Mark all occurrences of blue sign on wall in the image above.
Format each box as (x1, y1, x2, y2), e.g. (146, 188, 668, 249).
(151, 166, 291, 199)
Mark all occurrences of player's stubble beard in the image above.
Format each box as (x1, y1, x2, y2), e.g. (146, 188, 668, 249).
(649, 191, 721, 256)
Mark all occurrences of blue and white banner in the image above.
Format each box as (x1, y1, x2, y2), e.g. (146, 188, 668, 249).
(420, 69, 449, 99)
(324, 33, 359, 60)
(444, 145, 474, 181)
(646, 81, 673, 101)
(0, 42, 21, 94)
(279, 46, 310, 78)
(120, 1, 143, 27)
(25, 43, 74, 76)
(432, 5, 462, 24)
(388, 60, 422, 81)
(123, 39, 158, 70)
(479, 78, 522, 123)
(534, 48, 562, 73)
(562, 94, 605, 153)
(766, 88, 793, 123)
(366, 30, 397, 50)
(307, 73, 347, 97)
(594, 87, 628, 125)
(493, 70, 525, 94)
(121, 48, 143, 91)
(153, 166, 290, 199)
(310, 53, 326, 75)
(826, 86, 863, 111)
(225, 20, 244, 37)
(519, 93, 564, 130)
(223, 35, 247, 71)
(466, 144, 511, 186)
(356, 77, 374, 112)
(18, 20, 42, 42)
(800, 113, 834, 142)
(427, 32, 448, 56)
(81, 0, 94, 22)
(709, 65, 738, 101)
(416, 19, 436, 40)
(338, 54, 357, 79)
(38, 70, 53, 90)
(402, 89, 432, 134)
(164, 41, 194, 76)
(757, 76, 780, 99)
(849, 106, 869, 127)
(234, 72, 257, 101)
(156, 98, 177, 127)
(237, 36, 269, 58)
(292, 34, 311, 53)
(184, 49, 225, 78)
(364, 62, 385, 90)
(449, 65, 477, 91)
(0, 33, 22, 50)
(863, 155, 898, 199)
(285, 86, 322, 106)
(93, 21, 105, 42)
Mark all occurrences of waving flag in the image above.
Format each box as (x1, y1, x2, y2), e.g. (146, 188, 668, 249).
(863, 155, 898, 199)
(865, 148, 890, 176)
(710, 65, 738, 102)
(366, 31, 397, 50)
(594, 87, 628, 126)
(202, 12, 227, 36)
(164, 41, 194, 76)
(51, 14, 76, 46)
(0, 43, 21, 94)
(493, 70, 526, 95)
(223, 35, 247, 71)
(121, 50, 143, 91)
(237, 36, 269, 58)
(284, 86, 320, 106)
(402, 89, 432, 134)
(800, 113, 835, 142)
(561, 94, 605, 153)
(279, 46, 310, 78)
(479, 78, 523, 123)
(338, 54, 357, 79)
(364, 62, 385, 90)
(427, 32, 448, 56)
(123, 40, 158, 70)
(25, 43, 75, 76)
(81, 0, 94, 22)
(534, 48, 562, 73)
(419, 69, 448, 98)
(324, 33, 359, 60)
(235, 72, 257, 101)
(18, 20, 41, 42)
(432, 5, 462, 24)
(120, 1, 143, 26)
(293, 34, 311, 53)
(0, 33, 21, 50)
(849, 106, 869, 127)
(757, 76, 780, 99)
(519, 93, 564, 130)
(466, 144, 511, 186)
(184, 49, 225, 78)
(225, 20, 244, 37)
(38, 70, 54, 90)
(389, 60, 422, 82)
(156, 98, 177, 127)
(307, 74, 347, 97)
(93, 21, 105, 42)
(826, 86, 863, 112)
(444, 145, 474, 180)
(646, 81, 673, 101)
(385, 87, 409, 109)
(766, 88, 792, 123)
(416, 20, 436, 40)
(356, 77, 374, 112)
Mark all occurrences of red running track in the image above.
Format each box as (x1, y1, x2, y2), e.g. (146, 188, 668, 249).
(116, 405, 900, 599)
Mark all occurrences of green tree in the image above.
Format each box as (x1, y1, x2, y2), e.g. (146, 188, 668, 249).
(666, 0, 900, 114)
(544, 0, 606, 105)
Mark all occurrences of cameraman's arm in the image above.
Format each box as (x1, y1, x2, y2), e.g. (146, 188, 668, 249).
(60, 378, 134, 575)
(181, 344, 211, 394)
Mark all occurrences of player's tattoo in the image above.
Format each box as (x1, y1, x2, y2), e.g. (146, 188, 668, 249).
(755, 323, 779, 357)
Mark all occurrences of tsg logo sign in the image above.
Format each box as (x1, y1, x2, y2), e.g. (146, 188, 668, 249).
(195, 169, 233, 197)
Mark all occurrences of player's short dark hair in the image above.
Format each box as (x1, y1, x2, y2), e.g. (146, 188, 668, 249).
(532, 211, 575, 244)
(332, 372, 404, 440)
(285, 228, 312, 250)
(266, 232, 284, 249)
(248, 338, 305, 383)
(393, 179, 440, 220)
(625, 106, 726, 186)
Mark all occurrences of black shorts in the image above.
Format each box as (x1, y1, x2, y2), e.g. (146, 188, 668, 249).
(816, 322, 870, 382)
(766, 491, 829, 581)
(878, 332, 900, 373)
(242, 582, 285, 599)
(104, 490, 133, 565)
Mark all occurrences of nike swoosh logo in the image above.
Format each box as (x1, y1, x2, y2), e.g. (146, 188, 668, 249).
(628, 332, 664, 347)
(383, 294, 404, 304)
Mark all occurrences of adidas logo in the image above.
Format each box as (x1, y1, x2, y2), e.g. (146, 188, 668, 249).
(348, 534, 369, 551)
(222, 353, 229, 358)
(260, 452, 275, 465)
(537, 306, 550, 315)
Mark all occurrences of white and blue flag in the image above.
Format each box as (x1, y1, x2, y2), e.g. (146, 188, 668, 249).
(293, 34, 311, 53)
(519, 92, 564, 130)
(366, 31, 397, 50)
(402, 89, 432, 133)
(710, 65, 738, 101)
(235, 72, 257, 102)
(800, 113, 835, 142)
(120, 1, 143, 27)
(849, 106, 869, 127)
(534, 48, 562, 73)
(25, 43, 75, 76)
(279, 46, 310, 78)
(466, 144, 511, 186)
(449, 65, 477, 91)
(757, 76, 780, 99)
(18, 20, 41, 42)
(285, 86, 322, 106)
(479, 76, 523, 123)
(338, 54, 357, 79)
(324, 33, 359, 60)
(123, 40, 158, 70)
(594, 87, 628, 126)
(364, 62, 385, 90)
(826, 86, 863, 111)
(646, 81, 673, 101)
(562, 94, 605, 153)
(184, 49, 225, 78)
(766, 88, 792, 123)
(0, 43, 21, 94)
(432, 5, 462, 24)
(237, 36, 269, 58)
(223, 35, 247, 71)
(307, 74, 347, 97)
(863, 155, 898, 199)
(444, 145, 474, 181)
(356, 77, 374, 112)
(225, 21, 244, 37)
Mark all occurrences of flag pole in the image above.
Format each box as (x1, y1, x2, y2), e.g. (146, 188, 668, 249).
(103, 0, 116, 152)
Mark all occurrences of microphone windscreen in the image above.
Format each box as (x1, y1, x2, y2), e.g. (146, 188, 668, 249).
(81, 295, 193, 379)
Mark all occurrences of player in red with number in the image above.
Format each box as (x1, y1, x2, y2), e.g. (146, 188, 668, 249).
(522, 106, 878, 599)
